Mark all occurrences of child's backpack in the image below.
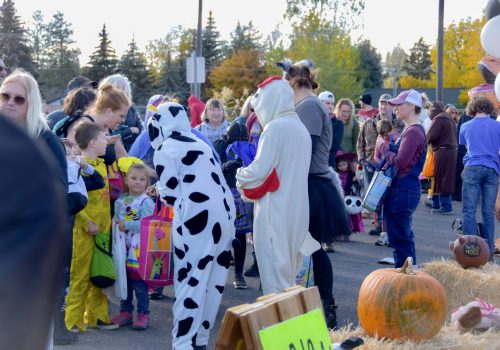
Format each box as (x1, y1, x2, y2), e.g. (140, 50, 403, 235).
(231, 188, 253, 234)
(138, 202, 174, 287)
(90, 231, 116, 288)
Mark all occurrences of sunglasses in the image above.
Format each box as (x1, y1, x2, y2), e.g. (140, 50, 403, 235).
(0, 92, 26, 105)
(0, 66, 6, 73)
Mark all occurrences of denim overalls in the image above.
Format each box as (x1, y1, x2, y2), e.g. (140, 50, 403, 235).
(383, 125, 426, 268)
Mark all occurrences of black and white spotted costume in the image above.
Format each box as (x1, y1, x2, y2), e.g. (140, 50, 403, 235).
(148, 102, 235, 350)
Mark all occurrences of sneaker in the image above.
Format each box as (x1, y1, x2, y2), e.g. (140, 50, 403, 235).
(149, 287, 164, 300)
(233, 273, 247, 289)
(133, 313, 150, 330)
(244, 263, 259, 277)
(96, 320, 119, 330)
(368, 227, 382, 236)
(111, 311, 133, 326)
(375, 232, 389, 246)
(322, 242, 335, 252)
(424, 200, 439, 209)
(431, 208, 453, 215)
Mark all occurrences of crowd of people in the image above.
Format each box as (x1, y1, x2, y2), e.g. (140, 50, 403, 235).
(0, 56, 499, 350)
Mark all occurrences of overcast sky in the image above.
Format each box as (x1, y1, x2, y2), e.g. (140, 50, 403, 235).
(12, 0, 488, 65)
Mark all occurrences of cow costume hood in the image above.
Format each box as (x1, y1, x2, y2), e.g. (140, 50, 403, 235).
(250, 76, 296, 128)
(148, 102, 191, 150)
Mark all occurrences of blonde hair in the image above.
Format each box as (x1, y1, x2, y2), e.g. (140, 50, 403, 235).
(99, 74, 132, 100)
(334, 98, 355, 121)
(123, 163, 157, 193)
(201, 98, 225, 122)
(87, 84, 130, 116)
(1, 69, 47, 137)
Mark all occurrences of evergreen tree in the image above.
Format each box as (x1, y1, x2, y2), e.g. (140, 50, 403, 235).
(119, 37, 151, 105)
(357, 39, 383, 89)
(83, 24, 118, 81)
(0, 0, 35, 73)
(29, 10, 45, 70)
(385, 44, 407, 76)
(229, 21, 262, 55)
(404, 37, 432, 80)
(202, 11, 224, 97)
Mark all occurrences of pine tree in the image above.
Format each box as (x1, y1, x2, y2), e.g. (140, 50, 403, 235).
(228, 21, 262, 56)
(29, 10, 45, 70)
(404, 37, 432, 80)
(0, 0, 35, 73)
(202, 11, 224, 97)
(119, 37, 151, 105)
(83, 24, 118, 81)
(357, 39, 383, 89)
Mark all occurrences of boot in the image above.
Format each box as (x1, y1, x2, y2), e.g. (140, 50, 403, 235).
(322, 298, 338, 330)
(53, 310, 77, 345)
(244, 258, 259, 277)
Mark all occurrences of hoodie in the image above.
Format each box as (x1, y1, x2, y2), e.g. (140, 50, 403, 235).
(188, 95, 205, 128)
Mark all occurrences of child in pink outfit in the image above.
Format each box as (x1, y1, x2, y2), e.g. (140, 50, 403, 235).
(374, 119, 394, 164)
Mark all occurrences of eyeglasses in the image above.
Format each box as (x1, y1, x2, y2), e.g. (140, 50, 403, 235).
(0, 92, 26, 105)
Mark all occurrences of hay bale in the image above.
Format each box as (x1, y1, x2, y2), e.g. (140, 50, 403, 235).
(330, 324, 500, 350)
(420, 259, 500, 314)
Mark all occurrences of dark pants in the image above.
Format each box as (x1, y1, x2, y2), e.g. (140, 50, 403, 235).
(383, 179, 421, 268)
(233, 234, 247, 275)
(121, 277, 150, 314)
(431, 194, 453, 211)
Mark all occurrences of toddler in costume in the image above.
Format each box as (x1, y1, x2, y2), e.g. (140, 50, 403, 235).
(111, 159, 155, 330)
(65, 122, 117, 331)
(336, 151, 364, 234)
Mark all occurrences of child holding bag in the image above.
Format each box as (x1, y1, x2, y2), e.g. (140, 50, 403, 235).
(111, 160, 155, 330)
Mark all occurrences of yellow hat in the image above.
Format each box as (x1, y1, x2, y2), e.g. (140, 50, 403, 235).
(118, 157, 144, 174)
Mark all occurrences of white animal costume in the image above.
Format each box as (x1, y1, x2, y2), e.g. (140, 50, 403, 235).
(148, 102, 235, 350)
(236, 76, 320, 294)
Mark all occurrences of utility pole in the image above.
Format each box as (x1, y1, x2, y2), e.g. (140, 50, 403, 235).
(436, 0, 444, 101)
(391, 66, 398, 98)
(195, 0, 203, 98)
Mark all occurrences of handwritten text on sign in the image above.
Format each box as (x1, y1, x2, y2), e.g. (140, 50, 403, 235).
(259, 308, 331, 350)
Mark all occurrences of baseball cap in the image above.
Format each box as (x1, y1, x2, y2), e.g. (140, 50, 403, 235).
(67, 76, 98, 92)
(318, 91, 335, 103)
(378, 93, 393, 102)
(387, 89, 423, 108)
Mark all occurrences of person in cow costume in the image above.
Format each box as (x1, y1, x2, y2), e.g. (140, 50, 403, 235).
(148, 102, 235, 350)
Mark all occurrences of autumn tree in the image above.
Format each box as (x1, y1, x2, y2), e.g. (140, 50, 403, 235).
(404, 37, 432, 80)
(357, 39, 383, 89)
(83, 24, 118, 81)
(209, 49, 266, 100)
(286, 11, 363, 100)
(0, 0, 35, 73)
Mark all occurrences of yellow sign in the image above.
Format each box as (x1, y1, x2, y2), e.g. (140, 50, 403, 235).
(259, 309, 331, 350)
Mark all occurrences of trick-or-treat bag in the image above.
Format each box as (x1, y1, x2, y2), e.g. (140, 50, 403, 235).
(138, 202, 174, 287)
(104, 224, 127, 299)
(90, 231, 116, 289)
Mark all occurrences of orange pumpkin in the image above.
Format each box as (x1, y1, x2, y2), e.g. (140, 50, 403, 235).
(357, 257, 447, 340)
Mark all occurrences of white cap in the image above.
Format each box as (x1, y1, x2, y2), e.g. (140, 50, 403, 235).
(388, 89, 423, 108)
(318, 91, 335, 103)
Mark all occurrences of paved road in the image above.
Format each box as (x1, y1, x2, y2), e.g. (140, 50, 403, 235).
(56, 198, 498, 349)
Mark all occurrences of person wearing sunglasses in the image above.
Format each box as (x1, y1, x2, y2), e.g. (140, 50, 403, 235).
(0, 58, 7, 84)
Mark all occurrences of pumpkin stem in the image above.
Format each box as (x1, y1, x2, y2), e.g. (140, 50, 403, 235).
(398, 257, 415, 275)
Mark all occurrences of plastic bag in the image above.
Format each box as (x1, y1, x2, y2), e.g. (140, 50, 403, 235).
(105, 224, 127, 300)
(295, 255, 314, 288)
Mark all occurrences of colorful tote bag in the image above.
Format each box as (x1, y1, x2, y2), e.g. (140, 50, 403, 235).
(108, 161, 124, 202)
(138, 202, 174, 287)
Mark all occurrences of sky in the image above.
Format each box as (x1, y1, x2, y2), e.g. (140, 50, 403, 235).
(11, 0, 489, 65)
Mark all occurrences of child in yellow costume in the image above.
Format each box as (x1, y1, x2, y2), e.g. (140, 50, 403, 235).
(65, 122, 118, 331)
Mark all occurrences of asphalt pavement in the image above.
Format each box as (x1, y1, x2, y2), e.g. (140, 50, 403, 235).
(56, 197, 498, 349)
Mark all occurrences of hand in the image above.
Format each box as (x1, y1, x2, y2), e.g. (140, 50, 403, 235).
(107, 134, 121, 145)
(116, 220, 126, 232)
(223, 159, 243, 172)
(147, 185, 158, 197)
(353, 176, 358, 182)
(79, 157, 89, 170)
(88, 221, 98, 236)
(130, 127, 140, 134)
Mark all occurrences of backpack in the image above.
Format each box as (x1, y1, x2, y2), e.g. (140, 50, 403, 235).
(90, 231, 116, 288)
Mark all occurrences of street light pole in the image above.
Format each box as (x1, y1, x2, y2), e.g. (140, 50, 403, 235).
(437, 0, 444, 101)
(195, 0, 203, 98)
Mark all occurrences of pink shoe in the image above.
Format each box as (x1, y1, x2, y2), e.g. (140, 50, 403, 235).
(111, 311, 133, 326)
(133, 313, 150, 330)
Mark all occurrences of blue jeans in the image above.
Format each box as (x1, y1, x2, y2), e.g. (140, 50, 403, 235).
(121, 277, 150, 314)
(383, 179, 421, 268)
(432, 194, 453, 211)
(462, 165, 499, 256)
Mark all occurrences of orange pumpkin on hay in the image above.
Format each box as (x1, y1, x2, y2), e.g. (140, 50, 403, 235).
(358, 257, 447, 340)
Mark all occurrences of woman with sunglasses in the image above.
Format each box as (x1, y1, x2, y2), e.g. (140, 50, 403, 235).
(0, 69, 71, 344)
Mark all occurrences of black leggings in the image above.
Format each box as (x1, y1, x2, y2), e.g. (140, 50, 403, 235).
(312, 248, 333, 300)
(233, 234, 247, 275)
